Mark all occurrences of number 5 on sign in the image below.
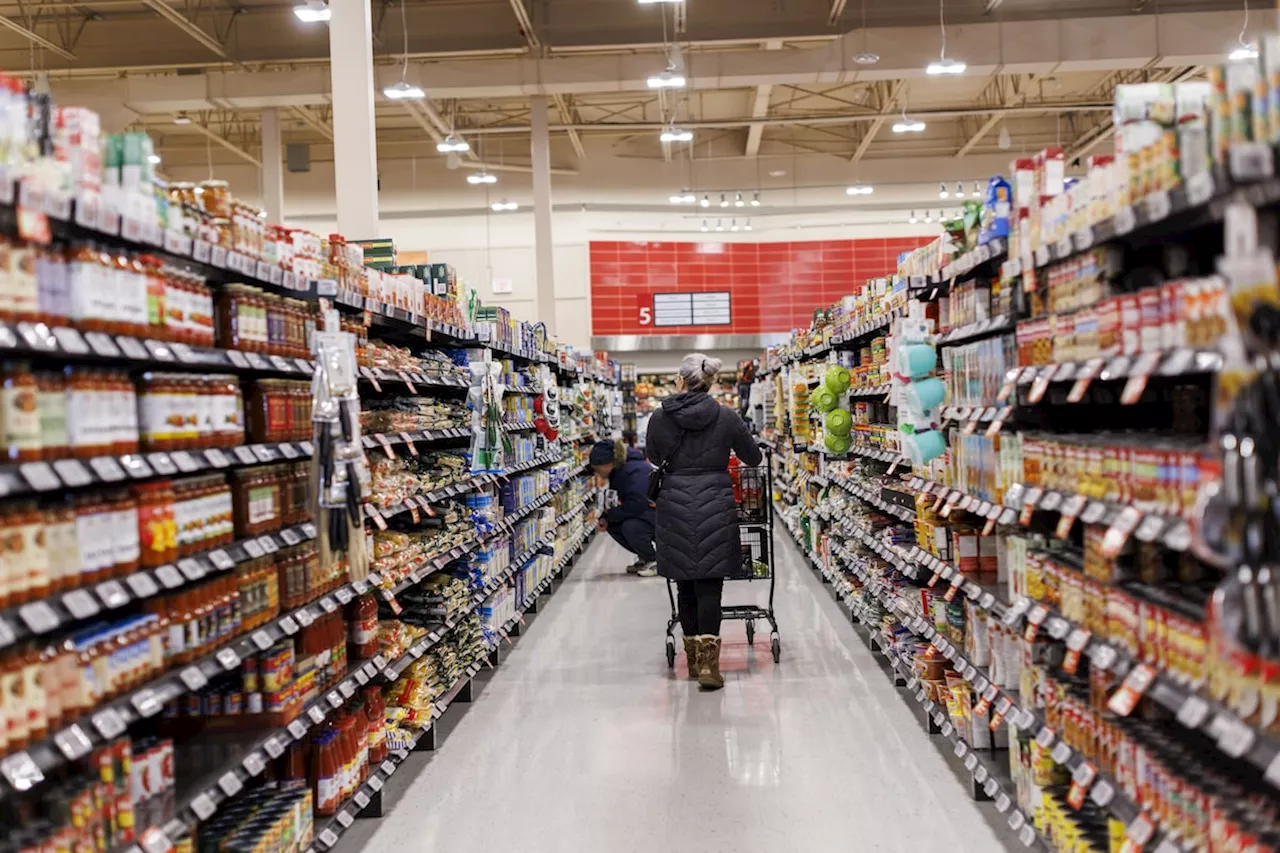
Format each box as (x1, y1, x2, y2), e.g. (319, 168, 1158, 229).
(639, 306, 652, 326)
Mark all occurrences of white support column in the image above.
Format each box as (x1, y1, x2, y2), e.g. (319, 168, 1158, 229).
(530, 97, 556, 334)
(328, 0, 379, 238)
(260, 107, 285, 224)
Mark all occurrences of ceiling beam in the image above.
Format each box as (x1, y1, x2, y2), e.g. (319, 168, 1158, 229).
(827, 0, 848, 26)
(0, 15, 74, 60)
(745, 39, 783, 157)
(505, 0, 582, 159)
(186, 121, 260, 166)
(505, 0, 539, 48)
(141, 0, 227, 57)
(956, 73, 1038, 158)
(552, 94, 585, 159)
(851, 80, 902, 162)
(290, 105, 333, 142)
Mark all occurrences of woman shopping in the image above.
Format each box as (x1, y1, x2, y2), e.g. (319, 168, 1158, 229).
(646, 353, 763, 690)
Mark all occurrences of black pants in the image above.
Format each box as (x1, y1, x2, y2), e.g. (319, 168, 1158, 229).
(677, 579, 724, 636)
(608, 516, 656, 562)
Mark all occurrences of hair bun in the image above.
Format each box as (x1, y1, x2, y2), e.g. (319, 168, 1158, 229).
(702, 356, 723, 376)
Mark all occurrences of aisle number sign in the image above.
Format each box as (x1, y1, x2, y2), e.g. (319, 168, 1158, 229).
(640, 292, 732, 327)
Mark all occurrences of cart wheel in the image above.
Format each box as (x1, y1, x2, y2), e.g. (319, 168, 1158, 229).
(770, 635, 781, 663)
(665, 637, 676, 669)
(746, 621, 756, 646)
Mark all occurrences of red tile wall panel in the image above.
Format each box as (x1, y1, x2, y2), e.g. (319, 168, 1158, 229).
(590, 237, 931, 336)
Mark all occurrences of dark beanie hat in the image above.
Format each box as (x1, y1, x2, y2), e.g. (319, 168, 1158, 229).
(589, 440, 616, 466)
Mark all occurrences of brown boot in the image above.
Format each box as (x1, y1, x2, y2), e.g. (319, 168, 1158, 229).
(682, 636, 700, 680)
(696, 635, 724, 690)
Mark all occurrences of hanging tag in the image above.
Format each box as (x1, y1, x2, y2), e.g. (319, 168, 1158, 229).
(368, 507, 388, 531)
(399, 433, 419, 456)
(1018, 487, 1044, 525)
(399, 371, 418, 394)
(1108, 663, 1156, 717)
(376, 434, 395, 460)
(1027, 368, 1054, 404)
(1101, 506, 1143, 557)
(1063, 628, 1092, 675)
(1121, 351, 1162, 405)
(1067, 761, 1097, 809)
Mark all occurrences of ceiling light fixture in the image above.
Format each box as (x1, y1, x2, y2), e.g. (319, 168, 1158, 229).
(854, 52, 879, 64)
(751, 191, 761, 207)
(768, 169, 786, 177)
(436, 134, 470, 152)
(998, 126, 1011, 150)
(700, 194, 710, 208)
(892, 116, 926, 133)
(926, 0, 965, 74)
(719, 193, 729, 208)
(647, 69, 687, 89)
(173, 113, 192, 125)
(734, 192, 745, 208)
(953, 182, 965, 198)
(730, 219, 740, 232)
(383, 0, 424, 100)
(701, 220, 709, 232)
(744, 220, 753, 232)
(924, 210, 933, 223)
(1231, 0, 1259, 60)
(668, 190, 696, 204)
(637, 0, 683, 4)
(973, 181, 982, 196)
(846, 183, 874, 196)
(467, 170, 497, 184)
(938, 182, 949, 199)
(490, 200, 518, 212)
(909, 210, 918, 224)
(292, 0, 330, 22)
(659, 127, 694, 143)
(715, 220, 724, 232)
(148, 154, 161, 165)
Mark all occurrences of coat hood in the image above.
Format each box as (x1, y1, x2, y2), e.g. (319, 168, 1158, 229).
(626, 447, 646, 462)
(662, 391, 721, 431)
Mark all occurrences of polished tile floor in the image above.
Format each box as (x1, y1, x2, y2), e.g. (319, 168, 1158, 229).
(362, 530, 1009, 853)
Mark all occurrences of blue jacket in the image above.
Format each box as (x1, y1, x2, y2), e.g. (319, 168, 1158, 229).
(606, 448, 655, 524)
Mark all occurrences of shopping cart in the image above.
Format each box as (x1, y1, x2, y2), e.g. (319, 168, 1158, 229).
(664, 446, 780, 665)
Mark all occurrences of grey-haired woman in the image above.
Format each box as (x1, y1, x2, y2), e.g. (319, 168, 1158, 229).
(645, 353, 763, 690)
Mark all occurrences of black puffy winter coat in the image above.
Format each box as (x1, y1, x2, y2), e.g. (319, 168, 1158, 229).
(645, 392, 763, 581)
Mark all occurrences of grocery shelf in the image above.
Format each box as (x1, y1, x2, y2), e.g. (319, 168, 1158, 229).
(827, 474, 915, 522)
(936, 314, 1015, 347)
(935, 238, 1007, 285)
(357, 367, 470, 392)
(0, 438, 314, 502)
(1008, 347, 1224, 390)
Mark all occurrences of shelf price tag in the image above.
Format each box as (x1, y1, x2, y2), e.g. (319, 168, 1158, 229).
(1063, 628, 1092, 675)
(1101, 506, 1143, 558)
(1067, 761, 1097, 810)
(1108, 663, 1156, 717)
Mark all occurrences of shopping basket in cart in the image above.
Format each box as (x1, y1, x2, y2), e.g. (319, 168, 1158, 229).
(664, 445, 780, 665)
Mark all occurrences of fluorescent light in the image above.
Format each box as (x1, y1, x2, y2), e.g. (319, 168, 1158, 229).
(939, 183, 949, 199)
(467, 171, 497, 184)
(637, 0, 683, 4)
(436, 134, 470, 152)
(384, 81, 425, 100)
(926, 58, 966, 75)
(1230, 44, 1259, 60)
(173, 114, 191, 125)
(751, 192, 761, 207)
(659, 128, 693, 143)
(647, 70, 686, 89)
(490, 200, 518, 212)
(293, 0, 330, 22)
(148, 154, 161, 165)
(892, 119, 926, 133)
(846, 184, 873, 196)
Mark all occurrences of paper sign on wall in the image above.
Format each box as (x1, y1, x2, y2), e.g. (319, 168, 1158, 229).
(491, 278, 514, 294)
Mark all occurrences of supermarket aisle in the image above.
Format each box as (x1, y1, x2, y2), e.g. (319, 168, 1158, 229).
(362, 530, 1007, 853)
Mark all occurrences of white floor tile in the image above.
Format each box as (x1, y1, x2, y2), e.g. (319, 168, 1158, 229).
(362, 528, 1009, 853)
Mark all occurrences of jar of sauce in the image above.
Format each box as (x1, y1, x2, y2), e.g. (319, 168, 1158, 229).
(106, 491, 140, 578)
(13, 502, 49, 604)
(1, 361, 41, 462)
(46, 502, 79, 594)
(36, 371, 67, 461)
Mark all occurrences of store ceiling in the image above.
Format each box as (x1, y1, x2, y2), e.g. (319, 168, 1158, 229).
(4, 0, 1244, 172)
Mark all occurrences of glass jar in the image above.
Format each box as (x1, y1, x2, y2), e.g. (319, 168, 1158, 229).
(36, 244, 69, 327)
(1, 361, 41, 462)
(136, 481, 176, 568)
(36, 371, 67, 461)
